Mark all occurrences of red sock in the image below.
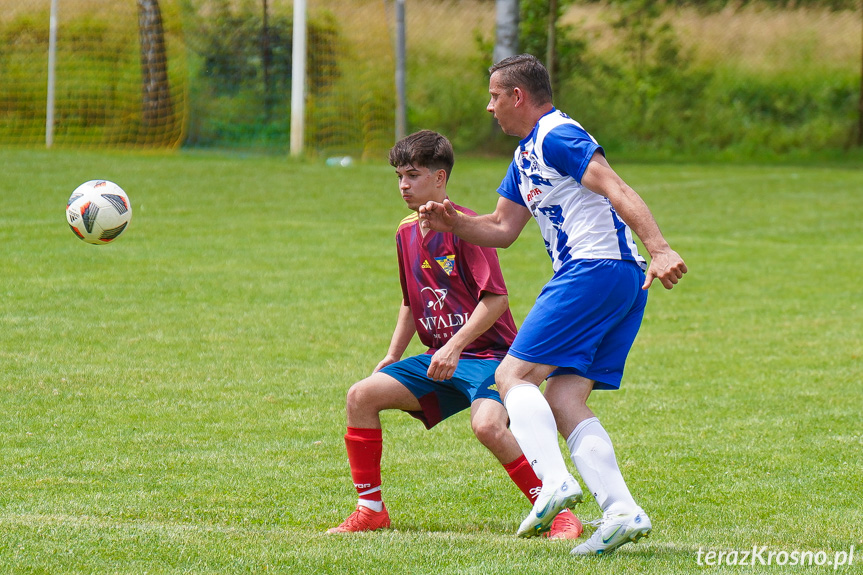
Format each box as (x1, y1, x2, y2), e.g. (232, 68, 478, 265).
(345, 427, 383, 502)
(503, 454, 542, 503)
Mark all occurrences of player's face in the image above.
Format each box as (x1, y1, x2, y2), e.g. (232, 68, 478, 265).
(487, 73, 519, 136)
(395, 164, 445, 210)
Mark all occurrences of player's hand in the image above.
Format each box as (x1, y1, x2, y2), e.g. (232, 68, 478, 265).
(643, 248, 688, 290)
(418, 199, 459, 233)
(427, 345, 459, 382)
(373, 355, 399, 374)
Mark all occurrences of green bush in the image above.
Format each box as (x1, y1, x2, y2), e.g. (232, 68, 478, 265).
(406, 55, 494, 152)
(508, 0, 713, 155)
(470, 0, 861, 158)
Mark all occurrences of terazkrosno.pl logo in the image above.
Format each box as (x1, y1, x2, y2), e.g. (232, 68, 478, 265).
(696, 546, 855, 570)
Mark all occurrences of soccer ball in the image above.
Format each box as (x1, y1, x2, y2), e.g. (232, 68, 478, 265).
(66, 180, 132, 244)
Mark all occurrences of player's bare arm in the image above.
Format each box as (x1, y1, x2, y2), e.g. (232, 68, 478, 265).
(374, 303, 417, 373)
(426, 292, 509, 382)
(418, 197, 531, 249)
(581, 153, 688, 290)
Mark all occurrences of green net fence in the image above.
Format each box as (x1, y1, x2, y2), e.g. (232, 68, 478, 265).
(1, 1, 861, 157)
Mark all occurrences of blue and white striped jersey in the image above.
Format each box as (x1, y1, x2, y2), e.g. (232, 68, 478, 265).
(497, 108, 646, 273)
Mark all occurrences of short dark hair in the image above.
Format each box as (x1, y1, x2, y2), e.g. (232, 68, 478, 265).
(389, 130, 454, 181)
(489, 53, 553, 106)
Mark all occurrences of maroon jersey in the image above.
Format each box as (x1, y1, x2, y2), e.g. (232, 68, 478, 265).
(395, 203, 517, 360)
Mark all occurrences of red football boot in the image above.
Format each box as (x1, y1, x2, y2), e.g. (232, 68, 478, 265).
(326, 504, 391, 534)
(546, 509, 584, 540)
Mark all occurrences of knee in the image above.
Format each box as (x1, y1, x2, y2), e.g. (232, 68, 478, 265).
(345, 380, 373, 416)
(471, 416, 509, 450)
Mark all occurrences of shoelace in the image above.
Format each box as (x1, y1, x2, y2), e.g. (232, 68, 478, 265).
(580, 518, 606, 537)
(340, 509, 368, 530)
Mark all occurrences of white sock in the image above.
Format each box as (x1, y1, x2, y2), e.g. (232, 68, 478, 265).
(357, 499, 383, 512)
(503, 384, 570, 487)
(567, 417, 638, 515)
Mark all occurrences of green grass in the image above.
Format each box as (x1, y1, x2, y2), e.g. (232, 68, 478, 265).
(1, 149, 862, 573)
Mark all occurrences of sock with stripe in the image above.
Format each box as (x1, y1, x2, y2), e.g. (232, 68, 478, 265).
(345, 427, 384, 512)
(503, 453, 543, 503)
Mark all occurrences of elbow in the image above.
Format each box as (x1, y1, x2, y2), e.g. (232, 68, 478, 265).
(492, 293, 509, 314)
(491, 213, 528, 249)
(496, 230, 520, 249)
(481, 292, 509, 313)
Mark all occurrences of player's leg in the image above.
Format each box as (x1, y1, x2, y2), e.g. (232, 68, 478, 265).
(327, 372, 421, 534)
(548, 269, 651, 555)
(562, 399, 652, 554)
(496, 355, 583, 538)
(566, 406, 652, 555)
(470, 396, 583, 540)
(463, 359, 558, 483)
(495, 262, 615, 537)
(468, 396, 522, 464)
(495, 356, 567, 483)
(345, 371, 421, 429)
(545, 374, 640, 516)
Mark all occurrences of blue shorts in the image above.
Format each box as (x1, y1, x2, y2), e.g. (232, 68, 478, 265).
(379, 354, 502, 429)
(509, 259, 647, 390)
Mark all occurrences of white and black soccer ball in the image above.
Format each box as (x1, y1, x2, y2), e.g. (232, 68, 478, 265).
(66, 180, 132, 245)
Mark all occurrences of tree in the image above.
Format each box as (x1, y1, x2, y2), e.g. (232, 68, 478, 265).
(858, 0, 862, 145)
(137, 0, 173, 133)
(520, 0, 583, 96)
(495, 0, 519, 63)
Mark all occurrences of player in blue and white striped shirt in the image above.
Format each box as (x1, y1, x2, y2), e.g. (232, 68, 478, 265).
(419, 54, 687, 556)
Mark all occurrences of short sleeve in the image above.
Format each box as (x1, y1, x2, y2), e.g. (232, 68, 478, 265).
(395, 232, 410, 306)
(456, 238, 508, 299)
(496, 160, 526, 207)
(542, 123, 604, 183)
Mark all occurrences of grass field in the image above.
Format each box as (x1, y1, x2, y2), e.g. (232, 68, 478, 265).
(2, 148, 862, 573)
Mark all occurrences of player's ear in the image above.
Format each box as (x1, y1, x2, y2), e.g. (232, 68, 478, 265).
(513, 87, 524, 107)
(435, 168, 447, 187)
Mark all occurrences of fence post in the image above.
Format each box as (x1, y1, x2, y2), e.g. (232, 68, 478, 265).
(290, 0, 307, 157)
(494, 0, 518, 64)
(46, 0, 59, 148)
(395, 0, 406, 142)
(858, 2, 862, 146)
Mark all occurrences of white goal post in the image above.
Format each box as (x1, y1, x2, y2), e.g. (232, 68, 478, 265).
(46, 0, 59, 148)
(290, 0, 306, 157)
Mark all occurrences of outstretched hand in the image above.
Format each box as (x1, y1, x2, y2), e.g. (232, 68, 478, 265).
(643, 248, 688, 290)
(418, 198, 459, 233)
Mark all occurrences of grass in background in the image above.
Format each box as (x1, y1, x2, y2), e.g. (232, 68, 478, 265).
(1, 149, 862, 573)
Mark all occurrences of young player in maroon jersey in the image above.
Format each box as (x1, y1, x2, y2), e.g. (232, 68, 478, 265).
(327, 130, 582, 539)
